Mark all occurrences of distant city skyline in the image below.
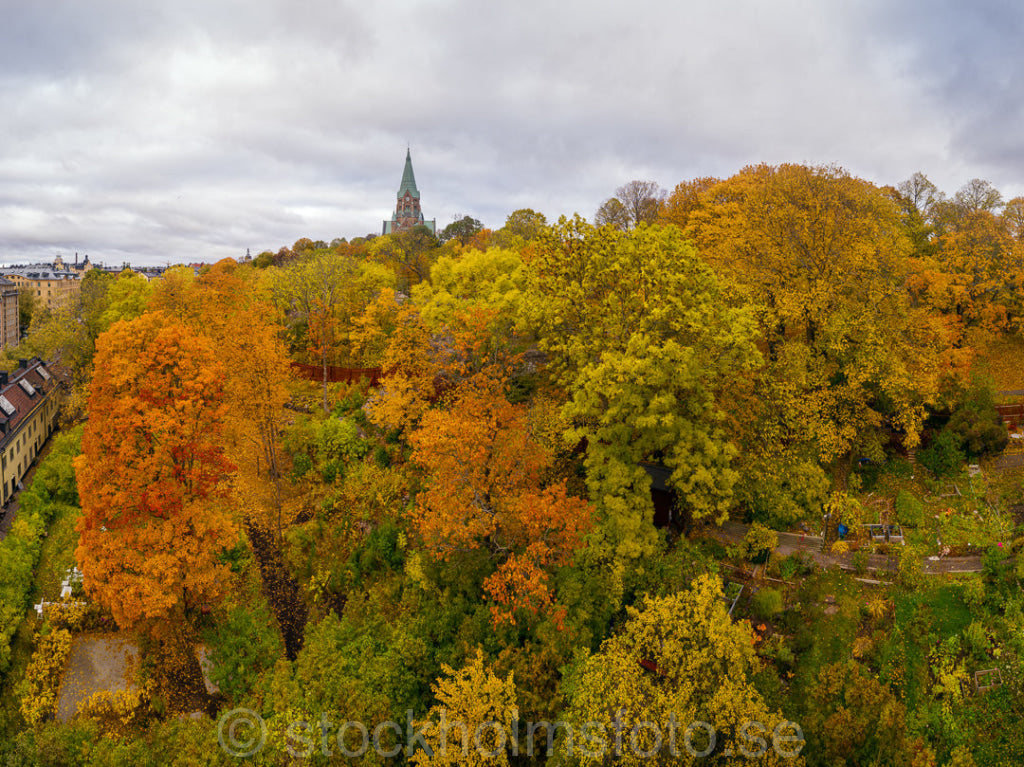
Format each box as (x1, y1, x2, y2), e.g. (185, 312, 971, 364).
(0, 254, 185, 270)
(2, 1, 1023, 267)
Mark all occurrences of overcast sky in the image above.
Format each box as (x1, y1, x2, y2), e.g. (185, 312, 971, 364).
(2, 0, 1022, 267)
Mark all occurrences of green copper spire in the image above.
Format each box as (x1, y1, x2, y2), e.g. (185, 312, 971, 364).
(397, 147, 420, 199)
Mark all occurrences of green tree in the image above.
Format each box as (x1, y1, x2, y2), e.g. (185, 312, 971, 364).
(96, 270, 154, 334)
(16, 268, 119, 417)
(368, 224, 440, 291)
(17, 287, 37, 333)
(803, 661, 911, 767)
(494, 208, 547, 247)
(896, 171, 941, 258)
(439, 215, 484, 245)
(527, 218, 759, 558)
(411, 246, 528, 347)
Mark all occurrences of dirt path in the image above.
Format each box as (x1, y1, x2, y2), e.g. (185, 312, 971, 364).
(990, 453, 1024, 471)
(703, 520, 984, 575)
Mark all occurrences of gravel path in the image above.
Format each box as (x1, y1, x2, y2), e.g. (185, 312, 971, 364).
(56, 634, 140, 722)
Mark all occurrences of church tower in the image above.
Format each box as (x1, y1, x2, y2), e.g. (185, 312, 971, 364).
(383, 148, 436, 235)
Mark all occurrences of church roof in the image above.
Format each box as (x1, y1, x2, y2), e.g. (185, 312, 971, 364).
(397, 148, 420, 200)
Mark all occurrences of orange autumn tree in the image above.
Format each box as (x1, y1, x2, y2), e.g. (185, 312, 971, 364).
(408, 372, 592, 626)
(154, 259, 295, 545)
(75, 312, 238, 637)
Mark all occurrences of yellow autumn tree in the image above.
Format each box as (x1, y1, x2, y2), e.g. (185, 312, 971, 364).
(355, 290, 440, 433)
(561, 574, 804, 766)
(411, 651, 518, 767)
(686, 164, 957, 480)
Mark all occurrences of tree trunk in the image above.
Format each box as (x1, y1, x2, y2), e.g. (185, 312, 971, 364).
(322, 346, 328, 413)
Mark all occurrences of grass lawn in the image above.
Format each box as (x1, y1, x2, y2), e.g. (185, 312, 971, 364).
(884, 584, 972, 712)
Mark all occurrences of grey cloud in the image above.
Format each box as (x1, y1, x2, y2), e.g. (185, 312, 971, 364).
(1, 1, 1023, 265)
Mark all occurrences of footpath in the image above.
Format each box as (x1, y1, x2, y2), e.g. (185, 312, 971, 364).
(705, 520, 984, 576)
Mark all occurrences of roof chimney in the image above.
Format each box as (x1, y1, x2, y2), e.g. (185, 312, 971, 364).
(17, 359, 27, 369)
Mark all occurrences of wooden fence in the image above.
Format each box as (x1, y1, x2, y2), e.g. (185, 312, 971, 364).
(996, 403, 1024, 430)
(290, 363, 382, 387)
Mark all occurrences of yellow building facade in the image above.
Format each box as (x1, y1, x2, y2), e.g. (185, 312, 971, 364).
(0, 358, 60, 505)
(0, 266, 82, 312)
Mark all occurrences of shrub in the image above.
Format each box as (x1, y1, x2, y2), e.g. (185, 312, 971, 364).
(852, 550, 869, 575)
(374, 445, 392, 468)
(320, 458, 344, 484)
(962, 577, 986, 612)
(0, 434, 83, 678)
(865, 594, 890, 621)
(48, 600, 92, 633)
(78, 684, 151, 734)
(895, 489, 924, 527)
(202, 604, 283, 703)
(282, 415, 317, 461)
(751, 588, 784, 619)
(347, 521, 406, 586)
(19, 628, 73, 726)
(797, 551, 818, 575)
(897, 545, 924, 588)
(964, 621, 991, 658)
(758, 634, 794, 668)
(334, 387, 366, 415)
(883, 456, 914, 479)
(744, 523, 779, 563)
(919, 428, 965, 478)
(778, 556, 801, 581)
(290, 453, 312, 480)
(947, 379, 1009, 458)
(317, 417, 370, 465)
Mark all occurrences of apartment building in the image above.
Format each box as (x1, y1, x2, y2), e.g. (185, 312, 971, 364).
(0, 278, 18, 349)
(0, 266, 81, 312)
(0, 358, 60, 505)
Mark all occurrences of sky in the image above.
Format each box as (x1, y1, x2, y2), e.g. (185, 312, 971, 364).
(1, 0, 1023, 267)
